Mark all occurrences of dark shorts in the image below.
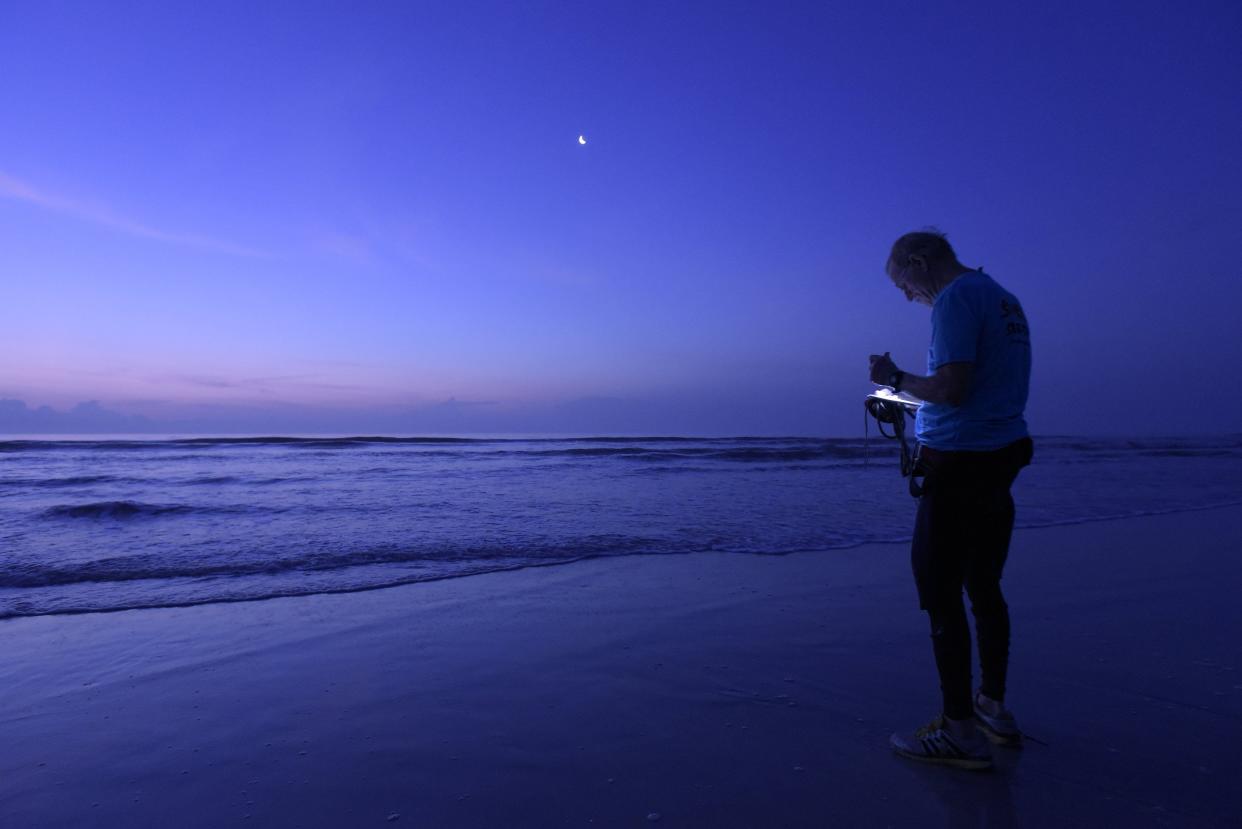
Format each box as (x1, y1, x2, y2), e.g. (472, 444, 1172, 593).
(910, 437, 1033, 610)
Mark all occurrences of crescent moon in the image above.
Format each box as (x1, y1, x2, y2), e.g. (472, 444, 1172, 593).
(578, 135, 587, 145)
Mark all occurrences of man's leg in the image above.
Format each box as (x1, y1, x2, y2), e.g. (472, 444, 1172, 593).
(893, 477, 993, 767)
(927, 598, 973, 720)
(964, 478, 1024, 745)
(966, 575, 1010, 702)
(965, 479, 1018, 703)
(912, 489, 973, 720)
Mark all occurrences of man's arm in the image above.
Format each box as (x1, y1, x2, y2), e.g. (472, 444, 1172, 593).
(869, 353, 974, 406)
(898, 362, 974, 407)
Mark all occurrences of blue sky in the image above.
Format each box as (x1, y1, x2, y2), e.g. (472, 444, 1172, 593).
(2, 0, 1239, 434)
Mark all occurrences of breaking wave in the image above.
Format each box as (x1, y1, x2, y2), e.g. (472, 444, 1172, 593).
(0, 535, 666, 590)
(43, 501, 257, 519)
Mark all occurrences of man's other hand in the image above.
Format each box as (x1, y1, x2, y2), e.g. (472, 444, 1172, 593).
(869, 352, 897, 385)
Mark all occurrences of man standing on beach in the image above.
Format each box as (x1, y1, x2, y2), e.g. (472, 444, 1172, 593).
(868, 229, 1033, 770)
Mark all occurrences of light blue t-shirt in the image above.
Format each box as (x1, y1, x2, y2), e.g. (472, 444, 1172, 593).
(915, 269, 1031, 450)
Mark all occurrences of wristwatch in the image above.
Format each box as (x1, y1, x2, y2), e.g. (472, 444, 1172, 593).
(887, 370, 904, 391)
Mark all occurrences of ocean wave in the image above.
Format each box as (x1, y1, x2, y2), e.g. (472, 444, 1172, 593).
(0, 437, 880, 464)
(5, 500, 1242, 618)
(0, 474, 122, 488)
(0, 558, 595, 619)
(2, 435, 1239, 463)
(0, 534, 664, 589)
(1134, 448, 1238, 458)
(505, 443, 878, 462)
(703, 446, 869, 462)
(0, 435, 851, 453)
(1037, 437, 1242, 457)
(42, 500, 257, 519)
(0, 436, 513, 453)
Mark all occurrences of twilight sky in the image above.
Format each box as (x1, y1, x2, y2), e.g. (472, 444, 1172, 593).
(2, 0, 1239, 435)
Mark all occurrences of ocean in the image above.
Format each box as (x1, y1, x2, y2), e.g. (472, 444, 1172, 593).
(2, 434, 1240, 619)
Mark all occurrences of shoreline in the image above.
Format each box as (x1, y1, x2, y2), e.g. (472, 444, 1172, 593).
(3, 506, 1240, 827)
(9, 499, 1242, 623)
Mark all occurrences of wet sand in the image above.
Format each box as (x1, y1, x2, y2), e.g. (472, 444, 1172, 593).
(3, 506, 1240, 827)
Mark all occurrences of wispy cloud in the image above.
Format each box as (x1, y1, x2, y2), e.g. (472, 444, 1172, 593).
(429, 397, 500, 408)
(152, 373, 369, 395)
(0, 170, 265, 257)
(310, 231, 375, 263)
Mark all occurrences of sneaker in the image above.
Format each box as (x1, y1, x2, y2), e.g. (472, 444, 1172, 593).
(890, 714, 993, 770)
(973, 691, 1022, 746)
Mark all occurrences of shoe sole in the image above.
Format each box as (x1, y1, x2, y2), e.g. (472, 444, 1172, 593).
(891, 746, 993, 771)
(974, 716, 1023, 747)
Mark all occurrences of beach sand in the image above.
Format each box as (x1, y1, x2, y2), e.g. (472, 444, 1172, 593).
(3, 506, 1239, 827)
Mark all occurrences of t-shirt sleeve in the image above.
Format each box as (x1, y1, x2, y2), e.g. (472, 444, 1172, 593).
(929, 286, 979, 369)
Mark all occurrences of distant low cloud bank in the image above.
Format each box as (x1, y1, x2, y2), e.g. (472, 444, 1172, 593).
(0, 400, 155, 434)
(0, 392, 839, 436)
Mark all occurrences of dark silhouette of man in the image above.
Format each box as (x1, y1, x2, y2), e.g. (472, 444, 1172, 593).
(869, 229, 1033, 770)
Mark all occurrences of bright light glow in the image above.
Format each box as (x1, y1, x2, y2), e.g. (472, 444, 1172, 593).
(578, 135, 586, 145)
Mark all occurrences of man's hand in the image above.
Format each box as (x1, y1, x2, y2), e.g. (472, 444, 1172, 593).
(867, 361, 975, 406)
(869, 351, 898, 385)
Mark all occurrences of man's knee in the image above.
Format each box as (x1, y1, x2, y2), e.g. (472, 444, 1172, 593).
(925, 602, 968, 639)
(967, 583, 1008, 618)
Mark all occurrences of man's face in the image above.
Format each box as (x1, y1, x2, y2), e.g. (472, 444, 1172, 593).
(887, 259, 936, 307)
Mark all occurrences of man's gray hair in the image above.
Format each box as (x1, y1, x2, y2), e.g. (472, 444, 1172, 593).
(887, 228, 958, 271)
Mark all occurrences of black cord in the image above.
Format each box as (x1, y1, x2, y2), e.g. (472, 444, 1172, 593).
(864, 396, 923, 496)
(864, 397, 915, 474)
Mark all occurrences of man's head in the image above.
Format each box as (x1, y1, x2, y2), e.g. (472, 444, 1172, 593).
(885, 229, 968, 306)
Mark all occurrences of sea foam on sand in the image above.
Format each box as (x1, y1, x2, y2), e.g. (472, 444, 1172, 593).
(2, 507, 1239, 827)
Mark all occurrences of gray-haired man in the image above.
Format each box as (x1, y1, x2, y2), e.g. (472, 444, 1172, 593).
(869, 229, 1033, 770)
